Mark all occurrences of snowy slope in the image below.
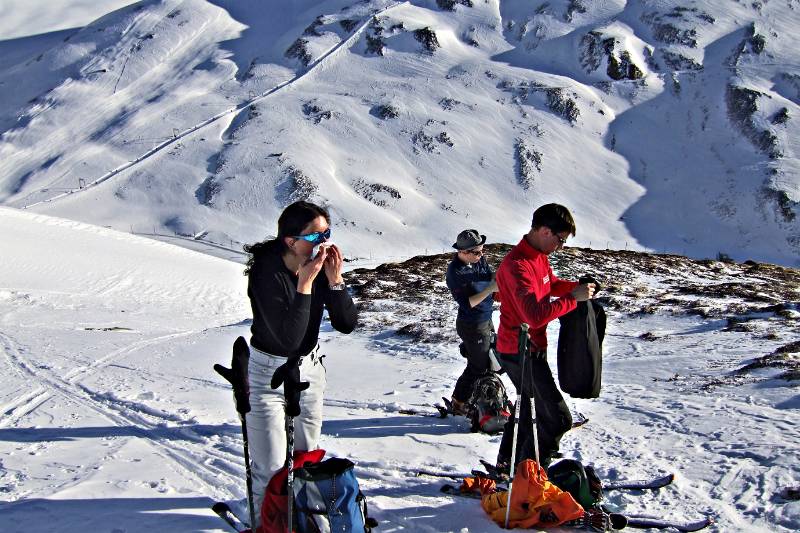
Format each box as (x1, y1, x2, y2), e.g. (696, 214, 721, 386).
(0, 0, 798, 264)
(1, 209, 798, 532)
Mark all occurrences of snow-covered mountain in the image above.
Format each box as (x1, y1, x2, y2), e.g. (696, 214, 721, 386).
(1, 0, 798, 265)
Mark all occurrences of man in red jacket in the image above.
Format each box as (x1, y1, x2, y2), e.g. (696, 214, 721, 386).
(495, 203, 595, 471)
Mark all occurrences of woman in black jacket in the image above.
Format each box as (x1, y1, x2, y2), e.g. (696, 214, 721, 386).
(243, 201, 357, 523)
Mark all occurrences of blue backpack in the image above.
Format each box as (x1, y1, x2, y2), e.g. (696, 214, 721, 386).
(293, 457, 376, 533)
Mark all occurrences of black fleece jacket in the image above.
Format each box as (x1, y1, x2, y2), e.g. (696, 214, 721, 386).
(247, 242, 357, 357)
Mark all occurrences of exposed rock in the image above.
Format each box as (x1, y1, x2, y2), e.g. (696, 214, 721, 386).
(411, 130, 437, 153)
(285, 38, 312, 66)
(302, 101, 334, 124)
(340, 19, 359, 33)
(771, 107, 789, 125)
(580, 32, 644, 80)
(372, 104, 399, 119)
(515, 138, 542, 190)
(544, 87, 580, 124)
(762, 186, 796, 223)
(414, 27, 440, 52)
(726, 84, 782, 159)
(303, 16, 324, 36)
(285, 166, 318, 202)
(436, 0, 473, 10)
(352, 178, 401, 208)
(661, 50, 703, 71)
(365, 34, 385, 55)
(641, 7, 713, 48)
(439, 97, 461, 110)
(345, 245, 800, 386)
(195, 176, 221, 206)
(565, 0, 587, 22)
(437, 131, 454, 147)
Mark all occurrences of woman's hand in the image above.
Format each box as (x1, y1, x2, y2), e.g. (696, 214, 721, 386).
(297, 247, 327, 294)
(324, 244, 344, 285)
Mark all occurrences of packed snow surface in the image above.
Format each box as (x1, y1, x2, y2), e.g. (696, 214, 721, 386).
(1, 207, 798, 532)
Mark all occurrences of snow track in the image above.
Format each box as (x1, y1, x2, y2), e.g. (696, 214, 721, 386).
(19, 2, 407, 210)
(0, 329, 245, 502)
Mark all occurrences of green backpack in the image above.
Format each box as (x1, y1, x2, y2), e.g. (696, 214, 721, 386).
(547, 459, 604, 510)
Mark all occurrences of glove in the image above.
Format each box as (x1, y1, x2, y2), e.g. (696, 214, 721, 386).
(579, 274, 602, 294)
(270, 357, 310, 417)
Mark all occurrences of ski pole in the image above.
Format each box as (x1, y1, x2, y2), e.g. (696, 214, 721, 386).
(214, 337, 257, 531)
(504, 323, 529, 529)
(286, 414, 295, 533)
(241, 417, 256, 531)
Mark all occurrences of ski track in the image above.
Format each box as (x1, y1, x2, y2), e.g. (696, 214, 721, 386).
(19, 1, 406, 210)
(0, 329, 247, 502)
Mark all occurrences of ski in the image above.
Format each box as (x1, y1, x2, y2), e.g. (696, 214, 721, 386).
(439, 488, 712, 532)
(476, 460, 674, 493)
(604, 473, 675, 491)
(416, 469, 463, 479)
(624, 514, 713, 532)
(397, 404, 452, 418)
(211, 501, 250, 533)
(571, 414, 590, 428)
(440, 483, 490, 499)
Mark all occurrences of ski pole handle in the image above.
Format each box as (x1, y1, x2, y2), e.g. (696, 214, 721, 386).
(517, 323, 529, 358)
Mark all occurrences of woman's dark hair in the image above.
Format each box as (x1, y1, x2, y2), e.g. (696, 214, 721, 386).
(244, 201, 330, 275)
(531, 203, 576, 236)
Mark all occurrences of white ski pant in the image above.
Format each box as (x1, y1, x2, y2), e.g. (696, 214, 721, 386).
(246, 344, 326, 525)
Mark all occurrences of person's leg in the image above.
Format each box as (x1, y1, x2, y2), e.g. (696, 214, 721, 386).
(452, 320, 493, 404)
(246, 349, 291, 526)
(530, 353, 573, 466)
(496, 353, 534, 468)
(293, 351, 327, 453)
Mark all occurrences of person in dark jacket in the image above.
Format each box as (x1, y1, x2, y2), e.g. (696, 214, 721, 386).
(446, 229, 498, 415)
(494, 204, 595, 470)
(243, 201, 357, 525)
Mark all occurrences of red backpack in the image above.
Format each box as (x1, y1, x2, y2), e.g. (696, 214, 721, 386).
(259, 449, 326, 533)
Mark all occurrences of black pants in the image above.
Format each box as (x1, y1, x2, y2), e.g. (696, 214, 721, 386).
(497, 350, 572, 468)
(452, 319, 494, 403)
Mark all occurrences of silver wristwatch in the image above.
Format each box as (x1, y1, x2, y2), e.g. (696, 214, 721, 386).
(329, 282, 346, 291)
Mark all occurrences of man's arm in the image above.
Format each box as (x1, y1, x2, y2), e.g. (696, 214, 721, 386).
(549, 268, 579, 297)
(507, 260, 577, 329)
(468, 279, 497, 308)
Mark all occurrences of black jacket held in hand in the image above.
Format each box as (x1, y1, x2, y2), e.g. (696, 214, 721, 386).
(556, 300, 606, 399)
(248, 242, 358, 358)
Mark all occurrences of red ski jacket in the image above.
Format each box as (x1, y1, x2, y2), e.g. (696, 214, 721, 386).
(495, 237, 578, 354)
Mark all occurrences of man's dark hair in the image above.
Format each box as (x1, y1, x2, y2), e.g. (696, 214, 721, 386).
(531, 203, 576, 236)
(244, 201, 330, 275)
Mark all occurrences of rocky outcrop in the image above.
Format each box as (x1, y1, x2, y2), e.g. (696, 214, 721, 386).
(515, 138, 542, 190)
(580, 31, 644, 81)
(414, 27, 440, 52)
(352, 178, 401, 207)
(726, 84, 782, 159)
